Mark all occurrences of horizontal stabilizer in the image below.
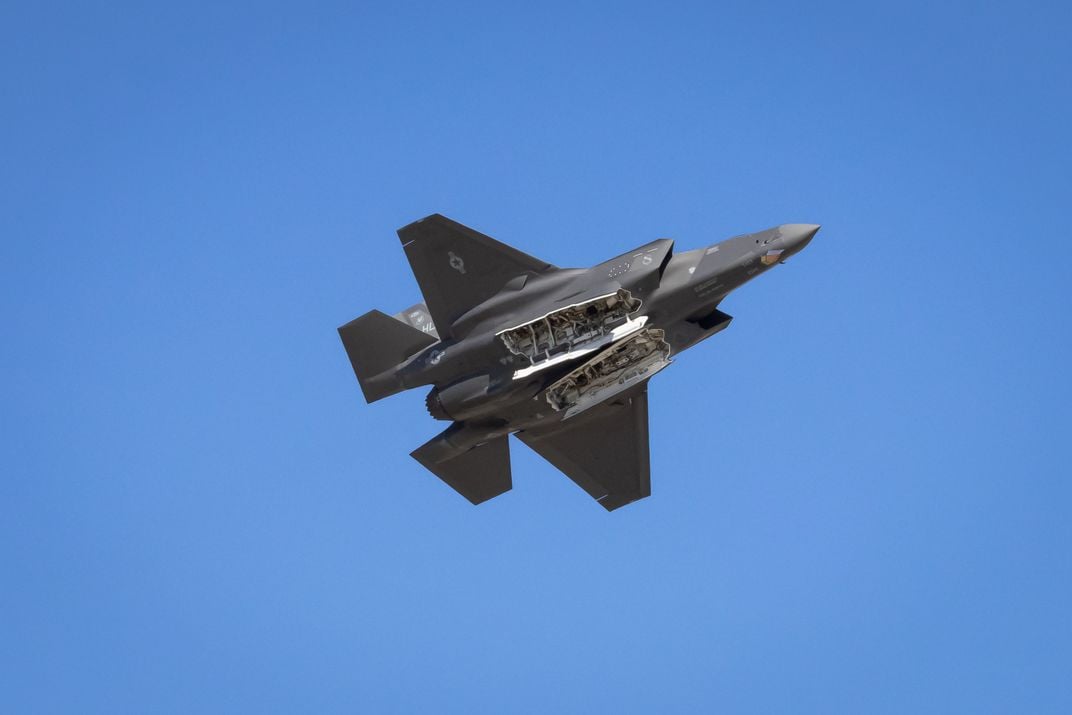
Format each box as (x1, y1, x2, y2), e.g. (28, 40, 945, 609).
(411, 434, 512, 505)
(338, 309, 438, 403)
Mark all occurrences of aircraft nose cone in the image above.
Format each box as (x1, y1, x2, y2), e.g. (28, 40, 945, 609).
(780, 224, 820, 252)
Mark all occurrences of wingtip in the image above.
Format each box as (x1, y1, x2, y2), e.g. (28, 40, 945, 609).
(397, 213, 454, 240)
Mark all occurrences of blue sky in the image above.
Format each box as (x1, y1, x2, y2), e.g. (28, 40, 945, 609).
(3, 1, 1070, 712)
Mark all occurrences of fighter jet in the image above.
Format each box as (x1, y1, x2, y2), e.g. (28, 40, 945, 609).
(339, 215, 818, 511)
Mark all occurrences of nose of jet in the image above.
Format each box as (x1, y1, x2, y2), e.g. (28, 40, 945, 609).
(780, 224, 820, 253)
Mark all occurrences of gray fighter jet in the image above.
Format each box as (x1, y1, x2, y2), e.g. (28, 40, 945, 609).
(339, 215, 818, 510)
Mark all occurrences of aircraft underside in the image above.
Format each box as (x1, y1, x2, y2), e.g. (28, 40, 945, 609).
(339, 213, 818, 511)
(497, 289, 647, 379)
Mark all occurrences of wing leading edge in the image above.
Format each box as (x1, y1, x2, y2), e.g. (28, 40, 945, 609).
(517, 384, 652, 511)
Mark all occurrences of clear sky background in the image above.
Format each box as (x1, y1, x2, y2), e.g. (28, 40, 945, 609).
(3, 1, 1070, 712)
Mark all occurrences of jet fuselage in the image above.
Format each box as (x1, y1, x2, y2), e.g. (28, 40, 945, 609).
(338, 215, 819, 509)
(389, 224, 818, 444)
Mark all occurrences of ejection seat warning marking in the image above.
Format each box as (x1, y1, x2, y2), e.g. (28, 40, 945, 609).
(448, 252, 466, 274)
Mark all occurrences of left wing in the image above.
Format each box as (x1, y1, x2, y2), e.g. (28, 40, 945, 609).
(516, 384, 651, 511)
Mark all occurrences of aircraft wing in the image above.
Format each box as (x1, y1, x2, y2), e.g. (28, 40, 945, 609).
(397, 214, 555, 340)
(516, 384, 651, 511)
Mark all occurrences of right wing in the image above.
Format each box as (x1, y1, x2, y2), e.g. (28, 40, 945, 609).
(397, 214, 556, 340)
(516, 384, 652, 511)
